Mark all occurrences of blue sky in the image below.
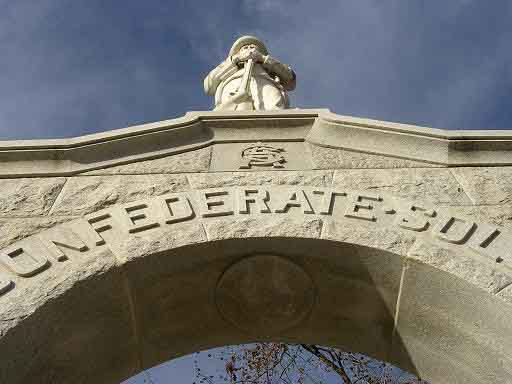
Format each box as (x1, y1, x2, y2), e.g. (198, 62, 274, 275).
(1, 1, 512, 140)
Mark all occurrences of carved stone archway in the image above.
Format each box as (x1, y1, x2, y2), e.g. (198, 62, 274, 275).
(1, 110, 512, 384)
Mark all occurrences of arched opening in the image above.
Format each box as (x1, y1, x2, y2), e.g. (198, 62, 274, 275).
(1, 236, 511, 384)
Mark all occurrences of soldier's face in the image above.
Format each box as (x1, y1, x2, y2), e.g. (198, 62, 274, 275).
(240, 44, 260, 54)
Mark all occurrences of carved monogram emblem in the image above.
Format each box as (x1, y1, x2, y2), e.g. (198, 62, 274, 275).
(239, 142, 286, 169)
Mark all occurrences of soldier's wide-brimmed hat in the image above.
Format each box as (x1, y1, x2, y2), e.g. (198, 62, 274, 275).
(229, 35, 268, 57)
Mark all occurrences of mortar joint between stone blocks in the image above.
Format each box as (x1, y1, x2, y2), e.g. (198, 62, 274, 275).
(47, 177, 70, 216)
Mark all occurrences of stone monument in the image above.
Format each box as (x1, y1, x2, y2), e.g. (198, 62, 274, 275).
(0, 36, 511, 384)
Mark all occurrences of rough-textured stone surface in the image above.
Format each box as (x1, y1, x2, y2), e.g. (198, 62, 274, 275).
(452, 167, 512, 205)
(0, 216, 75, 249)
(50, 174, 189, 216)
(300, 241, 403, 360)
(105, 222, 207, 263)
(496, 283, 512, 304)
(83, 147, 212, 175)
(440, 204, 512, 231)
(203, 216, 323, 240)
(0, 177, 66, 216)
(188, 170, 333, 189)
(333, 168, 471, 205)
(309, 144, 438, 169)
(0, 244, 138, 384)
(407, 238, 512, 294)
(393, 258, 512, 384)
(323, 220, 416, 256)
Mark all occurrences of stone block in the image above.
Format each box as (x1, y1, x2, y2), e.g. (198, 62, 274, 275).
(497, 283, 512, 303)
(103, 221, 207, 264)
(83, 147, 212, 175)
(188, 170, 333, 189)
(407, 238, 512, 294)
(0, 235, 138, 384)
(439, 204, 512, 231)
(203, 216, 323, 240)
(0, 217, 74, 249)
(283, 240, 405, 363)
(392, 259, 512, 384)
(323, 220, 417, 257)
(121, 240, 262, 370)
(333, 168, 471, 205)
(0, 177, 66, 216)
(309, 144, 438, 169)
(452, 166, 512, 205)
(50, 174, 189, 216)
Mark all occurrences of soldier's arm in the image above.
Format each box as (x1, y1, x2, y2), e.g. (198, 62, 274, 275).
(262, 56, 296, 91)
(203, 57, 239, 96)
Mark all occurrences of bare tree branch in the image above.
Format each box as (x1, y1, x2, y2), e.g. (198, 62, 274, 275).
(300, 344, 353, 384)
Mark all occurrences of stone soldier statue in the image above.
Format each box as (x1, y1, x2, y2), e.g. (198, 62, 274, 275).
(204, 35, 296, 111)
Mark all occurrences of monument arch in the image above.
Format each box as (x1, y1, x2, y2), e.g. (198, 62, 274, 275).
(1, 108, 512, 383)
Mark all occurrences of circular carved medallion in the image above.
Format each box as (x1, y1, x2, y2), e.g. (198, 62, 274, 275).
(215, 255, 315, 334)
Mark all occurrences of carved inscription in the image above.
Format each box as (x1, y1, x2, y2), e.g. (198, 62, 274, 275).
(313, 190, 346, 215)
(199, 190, 235, 217)
(1, 239, 50, 277)
(237, 188, 271, 214)
(275, 190, 314, 214)
(435, 216, 476, 244)
(397, 205, 436, 232)
(344, 194, 382, 222)
(0, 186, 510, 297)
(468, 223, 504, 263)
(38, 226, 88, 262)
(120, 202, 160, 233)
(0, 272, 13, 295)
(87, 213, 113, 246)
(160, 194, 195, 223)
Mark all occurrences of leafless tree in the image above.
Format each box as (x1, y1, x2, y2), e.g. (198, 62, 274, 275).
(195, 343, 428, 384)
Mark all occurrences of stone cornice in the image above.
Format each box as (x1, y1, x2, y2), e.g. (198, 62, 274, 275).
(1, 108, 512, 177)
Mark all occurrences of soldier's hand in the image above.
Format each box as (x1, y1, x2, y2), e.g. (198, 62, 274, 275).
(232, 49, 265, 65)
(248, 50, 265, 63)
(232, 50, 251, 64)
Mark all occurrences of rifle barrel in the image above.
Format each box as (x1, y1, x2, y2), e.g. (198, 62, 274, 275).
(238, 58, 254, 96)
